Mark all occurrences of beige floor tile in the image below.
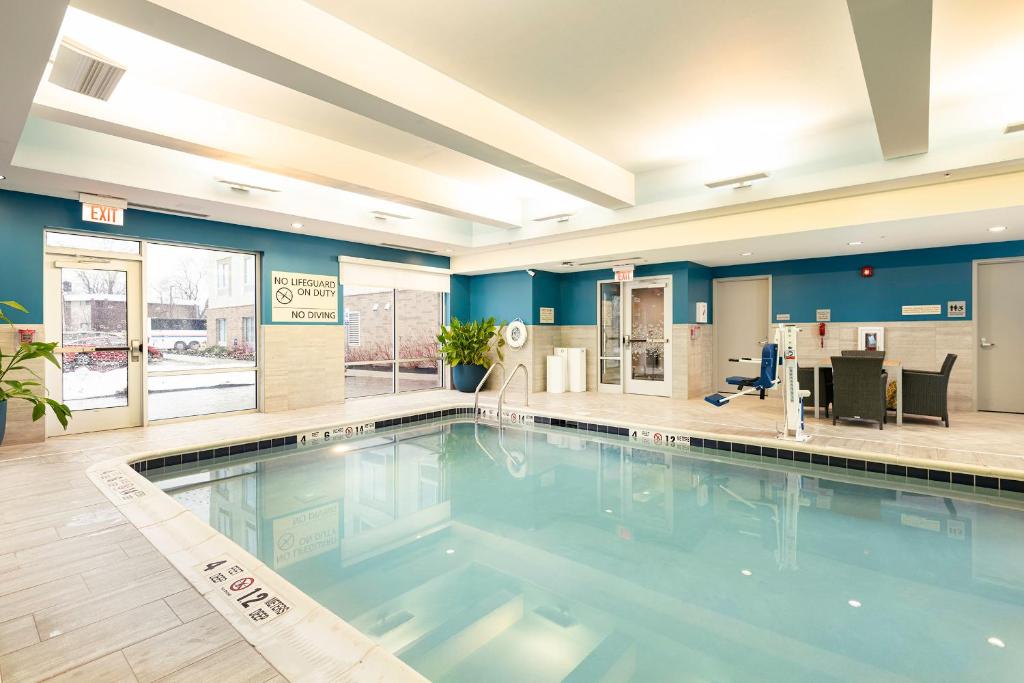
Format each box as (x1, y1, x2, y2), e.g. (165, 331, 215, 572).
(0, 549, 127, 598)
(0, 615, 39, 656)
(0, 553, 17, 574)
(0, 601, 179, 683)
(155, 641, 279, 683)
(123, 612, 241, 683)
(79, 550, 172, 595)
(35, 569, 189, 640)
(0, 527, 59, 556)
(164, 588, 215, 623)
(15, 524, 137, 566)
(0, 575, 87, 624)
(46, 651, 138, 683)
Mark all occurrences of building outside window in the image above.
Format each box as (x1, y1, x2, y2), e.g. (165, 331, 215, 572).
(343, 287, 444, 398)
(217, 258, 232, 295)
(216, 318, 227, 345)
(242, 316, 255, 344)
(243, 255, 255, 289)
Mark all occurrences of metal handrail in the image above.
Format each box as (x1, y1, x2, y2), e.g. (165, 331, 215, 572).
(473, 362, 505, 421)
(496, 363, 529, 427)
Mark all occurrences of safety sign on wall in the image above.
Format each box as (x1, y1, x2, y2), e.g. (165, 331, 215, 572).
(271, 271, 338, 323)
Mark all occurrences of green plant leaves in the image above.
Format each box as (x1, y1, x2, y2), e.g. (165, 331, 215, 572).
(0, 300, 73, 430)
(437, 316, 507, 368)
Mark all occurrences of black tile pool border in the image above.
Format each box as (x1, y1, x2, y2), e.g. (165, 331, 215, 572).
(132, 405, 1024, 495)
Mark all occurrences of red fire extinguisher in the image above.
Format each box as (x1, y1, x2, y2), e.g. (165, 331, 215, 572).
(818, 322, 826, 348)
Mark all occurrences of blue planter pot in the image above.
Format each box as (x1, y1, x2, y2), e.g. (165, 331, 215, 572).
(0, 400, 7, 445)
(452, 364, 487, 393)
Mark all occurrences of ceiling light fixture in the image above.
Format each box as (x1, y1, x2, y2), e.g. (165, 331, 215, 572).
(988, 226, 1007, 233)
(1004, 122, 1024, 135)
(848, 599, 862, 608)
(371, 210, 413, 221)
(740, 251, 753, 257)
(987, 636, 1006, 648)
(705, 172, 770, 190)
(740, 569, 752, 576)
(291, 222, 304, 229)
(215, 178, 281, 193)
(532, 212, 574, 223)
(848, 241, 863, 246)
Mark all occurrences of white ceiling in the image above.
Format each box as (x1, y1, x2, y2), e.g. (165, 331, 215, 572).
(0, 0, 1022, 270)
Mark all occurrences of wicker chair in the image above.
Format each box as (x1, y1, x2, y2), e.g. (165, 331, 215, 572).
(798, 366, 833, 417)
(831, 356, 888, 430)
(901, 354, 957, 427)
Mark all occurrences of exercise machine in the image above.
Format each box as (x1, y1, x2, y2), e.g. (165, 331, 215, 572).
(704, 324, 811, 442)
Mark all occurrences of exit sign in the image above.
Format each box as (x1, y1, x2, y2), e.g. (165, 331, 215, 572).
(82, 203, 124, 226)
(613, 264, 634, 282)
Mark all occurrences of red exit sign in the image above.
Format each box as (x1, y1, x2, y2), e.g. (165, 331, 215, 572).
(81, 203, 124, 226)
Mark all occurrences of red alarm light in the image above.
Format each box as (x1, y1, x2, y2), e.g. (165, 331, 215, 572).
(860, 265, 874, 278)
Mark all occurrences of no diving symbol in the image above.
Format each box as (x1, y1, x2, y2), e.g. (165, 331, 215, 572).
(277, 533, 295, 551)
(230, 577, 255, 592)
(275, 287, 294, 305)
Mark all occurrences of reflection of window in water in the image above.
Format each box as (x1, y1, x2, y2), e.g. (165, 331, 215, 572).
(359, 452, 388, 502)
(418, 463, 439, 509)
(243, 476, 256, 509)
(217, 509, 231, 536)
(245, 521, 258, 554)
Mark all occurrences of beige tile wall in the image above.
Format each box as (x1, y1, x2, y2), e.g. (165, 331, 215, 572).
(483, 325, 557, 394)
(671, 325, 689, 399)
(0, 324, 46, 445)
(262, 325, 345, 412)
(764, 321, 975, 410)
(687, 323, 714, 398)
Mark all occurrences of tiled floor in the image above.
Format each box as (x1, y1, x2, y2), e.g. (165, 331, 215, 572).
(0, 389, 1021, 681)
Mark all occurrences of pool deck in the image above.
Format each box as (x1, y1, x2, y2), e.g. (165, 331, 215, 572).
(0, 390, 1020, 681)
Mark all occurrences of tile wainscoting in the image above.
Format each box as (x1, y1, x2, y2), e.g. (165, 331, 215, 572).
(767, 321, 975, 411)
(263, 324, 346, 412)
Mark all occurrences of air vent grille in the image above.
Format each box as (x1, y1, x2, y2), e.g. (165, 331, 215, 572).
(127, 203, 210, 219)
(50, 40, 125, 101)
(380, 242, 438, 254)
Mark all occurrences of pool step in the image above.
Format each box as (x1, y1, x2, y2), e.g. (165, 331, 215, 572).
(397, 588, 523, 680)
(562, 632, 637, 683)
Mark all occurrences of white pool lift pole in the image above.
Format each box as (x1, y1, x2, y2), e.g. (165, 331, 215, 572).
(777, 324, 811, 442)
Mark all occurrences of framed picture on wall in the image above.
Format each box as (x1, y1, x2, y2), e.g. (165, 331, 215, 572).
(857, 326, 885, 351)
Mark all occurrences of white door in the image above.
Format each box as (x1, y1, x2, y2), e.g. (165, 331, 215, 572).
(44, 256, 144, 434)
(623, 278, 672, 396)
(597, 281, 623, 390)
(713, 277, 770, 393)
(977, 260, 1024, 413)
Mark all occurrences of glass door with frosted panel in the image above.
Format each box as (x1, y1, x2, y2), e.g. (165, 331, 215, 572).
(623, 279, 672, 396)
(44, 257, 143, 433)
(597, 281, 622, 391)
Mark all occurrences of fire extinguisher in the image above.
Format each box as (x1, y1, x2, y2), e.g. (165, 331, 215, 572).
(818, 322, 826, 348)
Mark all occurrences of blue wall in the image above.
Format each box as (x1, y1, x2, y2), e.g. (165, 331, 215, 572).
(0, 190, 448, 324)
(713, 241, 1024, 322)
(466, 270, 534, 323)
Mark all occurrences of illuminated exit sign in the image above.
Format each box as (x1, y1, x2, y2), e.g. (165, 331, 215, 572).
(613, 264, 634, 282)
(79, 193, 126, 226)
(81, 203, 123, 226)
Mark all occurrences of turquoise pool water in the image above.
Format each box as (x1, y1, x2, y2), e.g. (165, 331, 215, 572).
(152, 420, 1024, 682)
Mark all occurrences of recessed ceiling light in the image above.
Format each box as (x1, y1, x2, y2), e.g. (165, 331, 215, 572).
(987, 636, 1006, 648)
(291, 222, 304, 229)
(847, 599, 862, 608)
(848, 241, 863, 246)
(989, 226, 1007, 233)
(740, 251, 753, 256)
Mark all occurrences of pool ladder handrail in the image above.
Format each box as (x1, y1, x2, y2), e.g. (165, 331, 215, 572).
(473, 362, 505, 422)
(496, 363, 529, 427)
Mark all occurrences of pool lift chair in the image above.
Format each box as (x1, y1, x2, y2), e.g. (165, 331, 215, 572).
(704, 324, 812, 442)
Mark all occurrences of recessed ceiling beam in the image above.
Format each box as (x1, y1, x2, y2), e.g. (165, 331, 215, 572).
(70, 0, 635, 209)
(0, 0, 68, 168)
(847, 0, 932, 160)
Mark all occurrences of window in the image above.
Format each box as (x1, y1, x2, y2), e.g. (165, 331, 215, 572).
(243, 255, 255, 289)
(46, 231, 140, 254)
(146, 244, 258, 420)
(217, 258, 232, 295)
(345, 311, 361, 346)
(343, 287, 445, 398)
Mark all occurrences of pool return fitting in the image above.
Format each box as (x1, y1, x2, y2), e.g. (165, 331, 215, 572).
(704, 324, 812, 442)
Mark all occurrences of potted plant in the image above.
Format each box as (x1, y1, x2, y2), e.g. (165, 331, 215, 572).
(0, 301, 71, 444)
(437, 316, 506, 392)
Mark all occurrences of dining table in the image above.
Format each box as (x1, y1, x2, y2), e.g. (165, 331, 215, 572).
(806, 358, 904, 425)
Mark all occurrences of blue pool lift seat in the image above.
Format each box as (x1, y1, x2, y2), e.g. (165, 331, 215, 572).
(705, 344, 779, 407)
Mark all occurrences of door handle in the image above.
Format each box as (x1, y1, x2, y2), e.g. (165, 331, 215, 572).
(130, 339, 143, 361)
(980, 338, 996, 348)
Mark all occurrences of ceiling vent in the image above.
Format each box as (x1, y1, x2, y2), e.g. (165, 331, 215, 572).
(704, 172, 769, 189)
(561, 256, 643, 268)
(49, 40, 125, 101)
(1005, 122, 1024, 135)
(371, 210, 413, 221)
(214, 178, 282, 193)
(532, 212, 574, 223)
(127, 202, 210, 219)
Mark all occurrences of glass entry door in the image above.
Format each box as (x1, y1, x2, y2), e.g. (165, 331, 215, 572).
(623, 278, 672, 396)
(45, 256, 144, 434)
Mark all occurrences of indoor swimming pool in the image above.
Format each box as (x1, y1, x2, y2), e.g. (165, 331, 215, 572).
(146, 419, 1024, 682)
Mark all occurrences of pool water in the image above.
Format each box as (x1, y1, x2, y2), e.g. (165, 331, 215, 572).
(152, 420, 1024, 682)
